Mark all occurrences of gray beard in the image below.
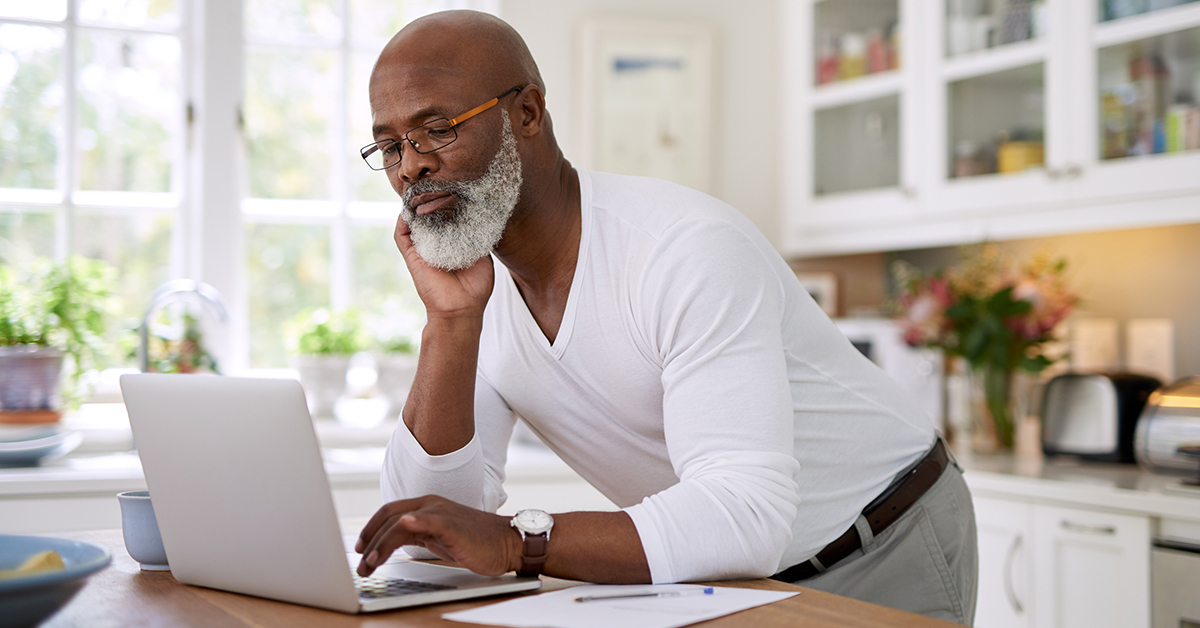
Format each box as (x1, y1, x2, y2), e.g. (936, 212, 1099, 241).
(399, 116, 522, 271)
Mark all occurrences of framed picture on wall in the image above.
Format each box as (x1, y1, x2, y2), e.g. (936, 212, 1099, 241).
(794, 271, 840, 318)
(578, 17, 714, 193)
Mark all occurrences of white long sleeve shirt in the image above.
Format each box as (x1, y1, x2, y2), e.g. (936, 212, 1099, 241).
(382, 170, 935, 583)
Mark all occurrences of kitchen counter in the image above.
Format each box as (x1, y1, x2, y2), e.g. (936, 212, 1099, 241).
(0, 403, 609, 534)
(8, 403, 1199, 542)
(958, 450, 1200, 544)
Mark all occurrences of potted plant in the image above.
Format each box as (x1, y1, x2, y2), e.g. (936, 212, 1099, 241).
(893, 245, 1077, 453)
(286, 308, 365, 419)
(373, 333, 419, 420)
(0, 256, 113, 422)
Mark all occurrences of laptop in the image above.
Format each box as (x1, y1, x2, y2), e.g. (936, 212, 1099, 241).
(119, 373, 541, 614)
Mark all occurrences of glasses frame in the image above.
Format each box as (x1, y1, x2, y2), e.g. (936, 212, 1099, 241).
(360, 85, 525, 171)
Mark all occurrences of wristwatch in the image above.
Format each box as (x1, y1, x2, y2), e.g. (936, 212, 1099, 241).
(510, 509, 554, 577)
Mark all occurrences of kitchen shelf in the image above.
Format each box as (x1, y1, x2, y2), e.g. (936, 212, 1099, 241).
(811, 71, 902, 110)
(1094, 2, 1200, 48)
(941, 39, 1047, 82)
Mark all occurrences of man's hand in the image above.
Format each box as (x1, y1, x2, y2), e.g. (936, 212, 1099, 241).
(355, 495, 522, 578)
(394, 212, 495, 320)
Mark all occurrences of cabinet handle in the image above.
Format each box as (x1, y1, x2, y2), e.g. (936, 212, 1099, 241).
(1003, 533, 1024, 615)
(1060, 520, 1117, 535)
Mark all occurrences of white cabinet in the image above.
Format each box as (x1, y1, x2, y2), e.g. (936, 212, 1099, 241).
(974, 494, 1152, 628)
(976, 497, 1035, 628)
(1031, 504, 1151, 628)
(781, 0, 1200, 258)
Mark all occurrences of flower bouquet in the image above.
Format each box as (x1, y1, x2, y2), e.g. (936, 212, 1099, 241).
(893, 245, 1077, 450)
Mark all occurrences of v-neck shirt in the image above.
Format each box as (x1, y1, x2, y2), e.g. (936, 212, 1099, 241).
(382, 170, 935, 583)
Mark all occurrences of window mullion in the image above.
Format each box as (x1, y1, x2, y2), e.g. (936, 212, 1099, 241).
(330, 0, 352, 312)
(191, 0, 247, 371)
(58, 0, 79, 260)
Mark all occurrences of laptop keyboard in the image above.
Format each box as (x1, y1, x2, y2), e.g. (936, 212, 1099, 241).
(353, 575, 458, 599)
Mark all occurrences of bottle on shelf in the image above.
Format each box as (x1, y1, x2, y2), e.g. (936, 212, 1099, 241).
(867, 28, 888, 75)
(816, 35, 840, 86)
(840, 32, 867, 81)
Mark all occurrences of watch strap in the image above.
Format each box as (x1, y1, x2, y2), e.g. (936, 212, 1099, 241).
(517, 532, 548, 577)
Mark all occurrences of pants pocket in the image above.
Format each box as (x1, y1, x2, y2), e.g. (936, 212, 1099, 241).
(803, 503, 968, 625)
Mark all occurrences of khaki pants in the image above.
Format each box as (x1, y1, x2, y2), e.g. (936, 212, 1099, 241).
(789, 463, 979, 626)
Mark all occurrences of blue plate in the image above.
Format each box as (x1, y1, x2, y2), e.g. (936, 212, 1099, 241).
(0, 535, 111, 628)
(0, 429, 83, 468)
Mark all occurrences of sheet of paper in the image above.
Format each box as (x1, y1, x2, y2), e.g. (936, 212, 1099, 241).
(442, 584, 798, 628)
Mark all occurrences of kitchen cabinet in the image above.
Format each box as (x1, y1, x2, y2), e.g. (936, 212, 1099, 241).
(780, 0, 1200, 258)
(1030, 504, 1151, 628)
(975, 496, 1035, 628)
(963, 453, 1194, 628)
(974, 495, 1152, 628)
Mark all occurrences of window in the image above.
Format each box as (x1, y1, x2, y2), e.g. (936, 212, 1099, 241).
(242, 0, 436, 368)
(0, 0, 184, 365)
(0, 0, 489, 374)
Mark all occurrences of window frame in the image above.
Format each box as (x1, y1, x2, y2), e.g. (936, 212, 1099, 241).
(0, 0, 497, 381)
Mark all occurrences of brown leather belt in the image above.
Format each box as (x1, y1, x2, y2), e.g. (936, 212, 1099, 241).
(771, 438, 951, 583)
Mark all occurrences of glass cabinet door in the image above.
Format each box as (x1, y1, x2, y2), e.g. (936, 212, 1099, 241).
(811, 0, 905, 199)
(1071, 0, 1200, 201)
(814, 0, 901, 87)
(946, 0, 1049, 58)
(948, 64, 1046, 179)
(814, 96, 901, 195)
(1097, 26, 1200, 160)
(1099, 0, 1200, 22)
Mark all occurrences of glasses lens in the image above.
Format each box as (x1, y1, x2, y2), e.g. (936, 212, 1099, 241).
(407, 119, 457, 154)
(362, 140, 400, 170)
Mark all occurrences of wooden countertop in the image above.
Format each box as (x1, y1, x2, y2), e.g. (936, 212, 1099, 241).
(41, 528, 959, 628)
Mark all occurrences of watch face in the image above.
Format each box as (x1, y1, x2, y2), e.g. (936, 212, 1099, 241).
(514, 509, 553, 534)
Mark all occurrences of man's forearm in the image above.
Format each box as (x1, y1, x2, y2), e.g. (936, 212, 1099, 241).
(403, 315, 483, 455)
(537, 511, 652, 583)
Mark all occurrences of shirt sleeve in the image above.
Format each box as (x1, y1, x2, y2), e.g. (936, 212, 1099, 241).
(380, 374, 516, 514)
(623, 219, 801, 583)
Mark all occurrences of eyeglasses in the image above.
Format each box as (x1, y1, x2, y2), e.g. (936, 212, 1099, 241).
(360, 86, 524, 171)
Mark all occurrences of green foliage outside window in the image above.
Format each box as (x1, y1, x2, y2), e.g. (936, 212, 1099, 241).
(286, 308, 365, 356)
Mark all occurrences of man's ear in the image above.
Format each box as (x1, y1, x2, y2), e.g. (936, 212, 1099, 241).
(514, 85, 546, 138)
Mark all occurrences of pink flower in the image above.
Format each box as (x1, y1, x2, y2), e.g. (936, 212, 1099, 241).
(898, 276, 953, 347)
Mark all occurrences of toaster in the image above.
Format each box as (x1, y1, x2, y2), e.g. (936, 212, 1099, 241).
(1042, 372, 1162, 463)
(1135, 376, 1200, 475)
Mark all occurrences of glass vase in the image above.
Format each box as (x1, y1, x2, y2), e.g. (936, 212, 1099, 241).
(967, 366, 1036, 454)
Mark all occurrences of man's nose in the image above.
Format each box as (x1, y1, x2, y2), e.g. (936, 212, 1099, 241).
(397, 140, 440, 184)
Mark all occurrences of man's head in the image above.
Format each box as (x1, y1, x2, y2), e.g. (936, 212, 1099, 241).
(368, 11, 555, 270)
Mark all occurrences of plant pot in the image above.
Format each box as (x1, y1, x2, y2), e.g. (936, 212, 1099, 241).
(0, 345, 64, 424)
(375, 353, 418, 419)
(292, 355, 351, 420)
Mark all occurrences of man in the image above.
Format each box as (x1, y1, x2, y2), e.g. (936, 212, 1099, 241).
(355, 10, 977, 624)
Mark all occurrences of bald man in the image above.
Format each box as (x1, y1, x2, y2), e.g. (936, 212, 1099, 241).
(354, 10, 976, 624)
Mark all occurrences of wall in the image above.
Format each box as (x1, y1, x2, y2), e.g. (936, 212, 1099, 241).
(887, 224, 1200, 381)
(496, 0, 782, 244)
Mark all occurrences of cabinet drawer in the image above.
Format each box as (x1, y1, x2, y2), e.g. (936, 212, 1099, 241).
(1032, 504, 1151, 628)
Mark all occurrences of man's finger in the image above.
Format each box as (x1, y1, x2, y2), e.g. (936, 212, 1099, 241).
(358, 516, 411, 576)
(357, 498, 421, 555)
(361, 514, 430, 574)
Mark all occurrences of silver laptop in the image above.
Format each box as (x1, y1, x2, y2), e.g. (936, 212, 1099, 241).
(120, 373, 541, 614)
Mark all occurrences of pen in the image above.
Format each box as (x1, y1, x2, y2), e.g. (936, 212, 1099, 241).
(573, 587, 715, 603)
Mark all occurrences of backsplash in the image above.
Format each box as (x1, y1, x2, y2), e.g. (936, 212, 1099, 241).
(790, 222, 1200, 381)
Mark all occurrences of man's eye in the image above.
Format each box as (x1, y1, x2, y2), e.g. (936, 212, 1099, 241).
(382, 143, 399, 155)
(426, 127, 454, 139)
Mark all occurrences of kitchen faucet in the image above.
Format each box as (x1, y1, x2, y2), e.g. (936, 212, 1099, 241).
(138, 279, 230, 373)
